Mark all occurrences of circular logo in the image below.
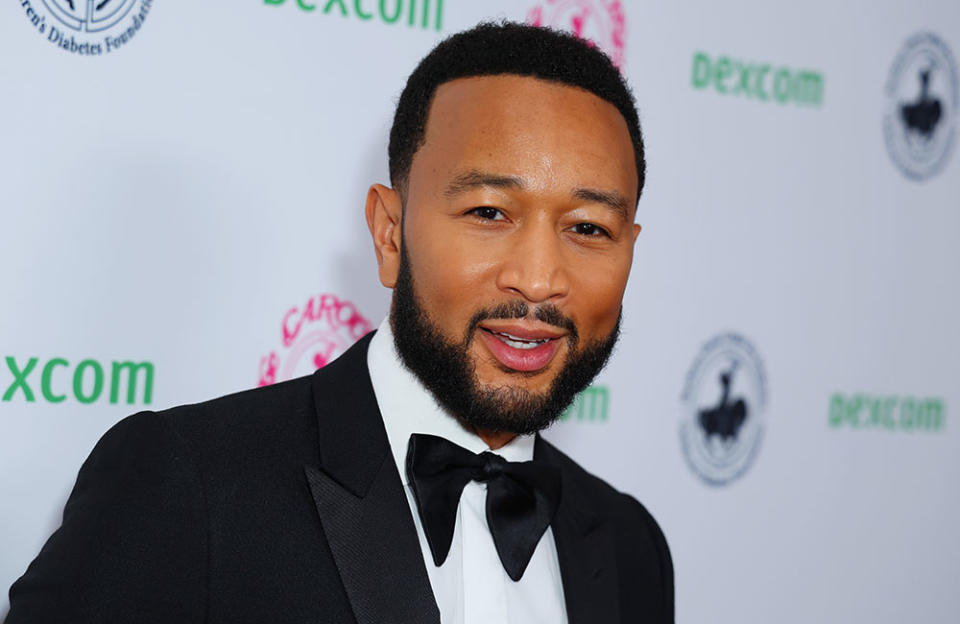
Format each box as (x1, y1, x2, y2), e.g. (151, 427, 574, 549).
(883, 32, 959, 181)
(680, 333, 767, 486)
(527, 0, 627, 68)
(19, 0, 152, 56)
(43, 0, 139, 33)
(258, 293, 374, 387)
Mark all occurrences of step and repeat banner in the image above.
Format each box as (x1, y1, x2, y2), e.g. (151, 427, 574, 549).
(2, 1, 958, 621)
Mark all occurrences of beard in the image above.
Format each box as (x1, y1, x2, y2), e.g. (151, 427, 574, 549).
(390, 245, 621, 435)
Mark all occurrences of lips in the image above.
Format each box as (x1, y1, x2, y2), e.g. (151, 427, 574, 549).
(477, 324, 565, 372)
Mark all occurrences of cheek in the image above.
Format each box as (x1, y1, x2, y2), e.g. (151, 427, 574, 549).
(408, 234, 499, 322)
(570, 257, 631, 336)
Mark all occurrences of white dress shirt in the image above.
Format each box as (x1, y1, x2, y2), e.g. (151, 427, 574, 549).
(366, 319, 568, 624)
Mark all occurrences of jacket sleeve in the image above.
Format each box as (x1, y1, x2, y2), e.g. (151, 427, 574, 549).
(5, 411, 207, 624)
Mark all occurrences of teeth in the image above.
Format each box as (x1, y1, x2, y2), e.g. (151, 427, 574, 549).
(494, 331, 548, 350)
(501, 337, 541, 350)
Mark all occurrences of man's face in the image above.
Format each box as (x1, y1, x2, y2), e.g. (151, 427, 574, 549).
(372, 75, 640, 433)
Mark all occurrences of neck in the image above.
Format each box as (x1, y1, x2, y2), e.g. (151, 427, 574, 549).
(475, 429, 517, 450)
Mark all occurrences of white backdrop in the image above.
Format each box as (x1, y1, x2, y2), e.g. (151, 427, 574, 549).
(2, 1, 958, 622)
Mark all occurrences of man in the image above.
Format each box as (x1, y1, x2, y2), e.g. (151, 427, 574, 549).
(6, 22, 673, 624)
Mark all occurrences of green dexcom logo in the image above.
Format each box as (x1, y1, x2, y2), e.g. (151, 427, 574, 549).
(692, 51, 824, 107)
(264, 0, 444, 31)
(829, 393, 946, 433)
(2, 356, 155, 406)
(560, 385, 609, 423)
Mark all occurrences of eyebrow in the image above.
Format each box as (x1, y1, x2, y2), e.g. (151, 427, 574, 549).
(444, 169, 631, 220)
(443, 170, 524, 198)
(572, 187, 631, 221)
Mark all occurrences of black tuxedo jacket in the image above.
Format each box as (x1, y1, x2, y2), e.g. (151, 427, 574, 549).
(6, 334, 673, 623)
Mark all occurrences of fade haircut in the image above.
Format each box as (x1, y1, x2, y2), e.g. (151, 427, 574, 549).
(388, 21, 645, 203)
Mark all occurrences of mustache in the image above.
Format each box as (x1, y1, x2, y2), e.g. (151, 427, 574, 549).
(466, 300, 579, 346)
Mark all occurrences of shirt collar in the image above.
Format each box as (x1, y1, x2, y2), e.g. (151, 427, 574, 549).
(366, 317, 536, 485)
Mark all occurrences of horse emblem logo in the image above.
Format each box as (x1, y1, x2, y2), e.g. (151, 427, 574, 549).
(680, 333, 767, 486)
(883, 32, 958, 181)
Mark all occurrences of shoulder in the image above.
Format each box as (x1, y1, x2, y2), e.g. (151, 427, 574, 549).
(537, 437, 674, 617)
(96, 332, 376, 485)
(155, 375, 316, 440)
(128, 331, 376, 454)
(94, 373, 313, 447)
(6, 369, 350, 621)
(95, 374, 320, 480)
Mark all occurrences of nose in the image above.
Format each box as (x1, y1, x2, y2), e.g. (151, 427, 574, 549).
(495, 222, 570, 303)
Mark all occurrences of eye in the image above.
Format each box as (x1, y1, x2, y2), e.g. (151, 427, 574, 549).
(468, 206, 505, 221)
(571, 222, 611, 237)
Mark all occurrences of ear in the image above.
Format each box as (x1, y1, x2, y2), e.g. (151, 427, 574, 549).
(365, 183, 404, 288)
(632, 223, 642, 242)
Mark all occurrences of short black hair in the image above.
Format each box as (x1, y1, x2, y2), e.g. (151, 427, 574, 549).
(389, 21, 645, 203)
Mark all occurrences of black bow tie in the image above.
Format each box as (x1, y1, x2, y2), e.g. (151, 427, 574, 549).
(405, 433, 562, 582)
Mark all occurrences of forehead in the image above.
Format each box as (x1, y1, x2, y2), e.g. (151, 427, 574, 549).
(408, 75, 637, 201)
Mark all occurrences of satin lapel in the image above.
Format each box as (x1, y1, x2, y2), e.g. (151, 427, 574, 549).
(304, 333, 439, 624)
(536, 437, 620, 624)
